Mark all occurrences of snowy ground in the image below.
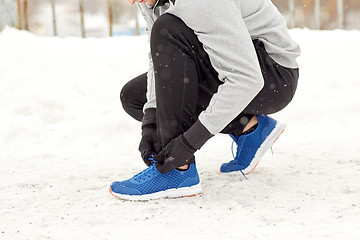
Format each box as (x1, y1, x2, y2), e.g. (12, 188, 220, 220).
(0, 27, 360, 240)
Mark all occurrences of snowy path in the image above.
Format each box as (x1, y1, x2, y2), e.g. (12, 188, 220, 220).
(0, 28, 359, 240)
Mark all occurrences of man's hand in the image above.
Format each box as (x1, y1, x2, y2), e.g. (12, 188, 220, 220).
(139, 125, 161, 166)
(139, 108, 160, 166)
(154, 119, 214, 174)
(154, 135, 196, 174)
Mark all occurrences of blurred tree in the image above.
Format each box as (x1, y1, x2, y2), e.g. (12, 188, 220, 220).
(3, 0, 360, 35)
(0, 0, 17, 31)
(272, 0, 360, 30)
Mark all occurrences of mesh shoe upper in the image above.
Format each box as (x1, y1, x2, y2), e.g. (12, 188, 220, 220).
(220, 115, 278, 173)
(110, 163, 200, 196)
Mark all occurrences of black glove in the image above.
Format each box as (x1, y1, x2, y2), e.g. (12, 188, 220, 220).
(154, 135, 196, 174)
(154, 120, 214, 174)
(138, 108, 161, 166)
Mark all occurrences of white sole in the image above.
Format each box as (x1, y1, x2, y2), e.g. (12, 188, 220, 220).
(241, 121, 286, 175)
(109, 183, 202, 201)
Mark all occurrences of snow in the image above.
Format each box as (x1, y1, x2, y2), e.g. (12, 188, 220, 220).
(0, 27, 360, 239)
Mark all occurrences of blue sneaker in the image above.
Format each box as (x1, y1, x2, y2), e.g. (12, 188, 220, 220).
(109, 163, 202, 201)
(220, 115, 285, 175)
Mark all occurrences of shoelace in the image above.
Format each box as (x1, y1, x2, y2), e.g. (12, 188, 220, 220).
(231, 139, 248, 180)
(133, 164, 157, 182)
(148, 154, 156, 163)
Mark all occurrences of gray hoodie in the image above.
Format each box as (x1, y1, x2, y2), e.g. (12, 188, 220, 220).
(138, 0, 300, 135)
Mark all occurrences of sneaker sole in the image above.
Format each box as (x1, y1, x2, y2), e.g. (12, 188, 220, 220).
(109, 183, 202, 201)
(241, 121, 286, 175)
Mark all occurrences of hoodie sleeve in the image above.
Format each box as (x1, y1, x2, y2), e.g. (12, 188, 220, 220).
(166, 0, 264, 135)
(137, 3, 157, 110)
(143, 52, 156, 110)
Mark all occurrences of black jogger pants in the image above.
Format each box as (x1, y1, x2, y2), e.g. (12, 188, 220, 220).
(120, 14, 299, 148)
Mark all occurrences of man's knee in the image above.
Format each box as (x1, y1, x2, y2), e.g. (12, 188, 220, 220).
(120, 81, 132, 110)
(151, 14, 183, 38)
(150, 14, 195, 62)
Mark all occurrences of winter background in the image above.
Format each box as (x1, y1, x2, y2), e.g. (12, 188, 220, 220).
(1, 26, 360, 240)
(1, 1, 360, 239)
